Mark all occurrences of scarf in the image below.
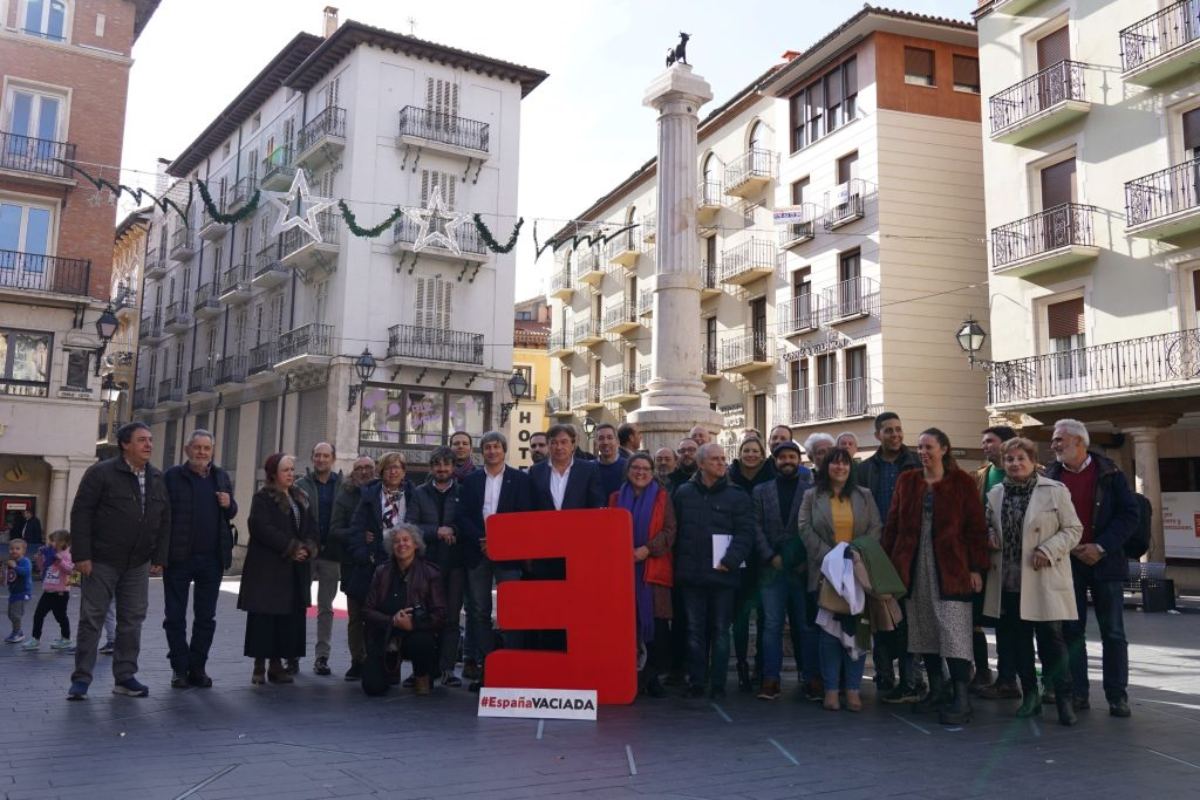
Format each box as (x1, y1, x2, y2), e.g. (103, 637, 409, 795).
(617, 480, 659, 644)
(1000, 475, 1037, 593)
(382, 485, 405, 530)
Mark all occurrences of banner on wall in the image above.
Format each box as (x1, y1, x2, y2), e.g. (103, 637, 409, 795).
(1161, 492, 1200, 560)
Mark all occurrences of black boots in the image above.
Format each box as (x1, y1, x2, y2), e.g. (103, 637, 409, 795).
(938, 680, 973, 725)
(1056, 692, 1078, 726)
(1016, 685, 1042, 717)
(913, 671, 946, 714)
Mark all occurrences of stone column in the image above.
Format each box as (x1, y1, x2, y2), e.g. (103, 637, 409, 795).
(1124, 425, 1166, 562)
(629, 64, 723, 451)
(44, 456, 71, 533)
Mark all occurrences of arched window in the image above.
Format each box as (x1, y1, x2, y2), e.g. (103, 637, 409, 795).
(749, 121, 763, 152)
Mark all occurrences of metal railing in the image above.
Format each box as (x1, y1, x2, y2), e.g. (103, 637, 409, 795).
(718, 238, 776, 283)
(187, 366, 215, 395)
(989, 327, 1200, 405)
(699, 179, 724, 207)
(249, 341, 277, 375)
(724, 148, 777, 191)
(701, 344, 718, 375)
(811, 378, 875, 420)
(254, 246, 284, 279)
(277, 323, 334, 362)
(605, 228, 643, 261)
(637, 366, 651, 391)
(193, 282, 218, 311)
(170, 227, 194, 257)
(601, 372, 639, 400)
(158, 378, 183, 404)
(225, 176, 253, 210)
(573, 317, 602, 344)
(779, 220, 815, 246)
(397, 106, 489, 153)
(778, 388, 812, 425)
(0, 249, 90, 295)
(145, 249, 167, 276)
(570, 382, 600, 408)
(221, 262, 252, 295)
(638, 288, 654, 315)
(719, 331, 772, 369)
(1126, 158, 1200, 227)
(823, 179, 866, 229)
(778, 294, 821, 332)
(821, 277, 880, 321)
(133, 386, 154, 410)
(139, 313, 162, 339)
(217, 355, 248, 385)
(1119, 0, 1200, 72)
(991, 203, 1096, 269)
(260, 145, 295, 184)
(0, 131, 75, 178)
(550, 267, 572, 294)
(546, 328, 571, 354)
(297, 106, 347, 152)
(641, 211, 656, 240)
(281, 210, 340, 256)
(603, 301, 638, 330)
(387, 324, 484, 365)
(703, 259, 719, 292)
(989, 60, 1087, 135)
(546, 391, 568, 414)
(574, 246, 604, 277)
(164, 300, 192, 328)
(392, 215, 486, 255)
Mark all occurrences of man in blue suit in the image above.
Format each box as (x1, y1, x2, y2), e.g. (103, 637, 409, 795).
(528, 423, 606, 514)
(459, 430, 531, 691)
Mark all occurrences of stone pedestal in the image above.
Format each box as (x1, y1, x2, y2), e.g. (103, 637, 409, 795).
(629, 64, 722, 452)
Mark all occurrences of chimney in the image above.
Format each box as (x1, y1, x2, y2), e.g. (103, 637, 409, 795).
(155, 157, 170, 194)
(323, 6, 338, 38)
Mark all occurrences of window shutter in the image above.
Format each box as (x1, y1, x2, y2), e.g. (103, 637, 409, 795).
(1047, 297, 1085, 339)
(451, 83, 460, 115)
(445, 171, 456, 209)
(425, 77, 434, 110)
(420, 170, 430, 207)
(415, 277, 428, 328)
(437, 276, 452, 329)
(295, 388, 328, 466)
(1037, 26, 1070, 70)
(1184, 108, 1200, 153)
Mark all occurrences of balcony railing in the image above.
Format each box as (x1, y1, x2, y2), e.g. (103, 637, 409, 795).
(637, 366, 651, 391)
(281, 210, 340, 257)
(260, 145, 295, 187)
(387, 324, 484, 365)
(220, 262, 253, 296)
(0, 249, 90, 296)
(0, 131, 75, 179)
(225, 176, 253, 211)
(133, 386, 154, 410)
(170, 227, 195, 260)
(570, 382, 601, 408)
(718, 238, 776, 284)
(187, 366, 215, 395)
(164, 299, 192, 331)
(719, 331, 773, 370)
(549, 266, 572, 297)
(811, 377, 876, 421)
(989, 60, 1086, 136)
(144, 249, 168, 278)
(1119, 0, 1200, 73)
(601, 372, 639, 400)
(778, 294, 821, 333)
(392, 215, 486, 256)
(638, 288, 654, 316)
(991, 203, 1096, 270)
(701, 344, 718, 376)
(574, 246, 604, 278)
(139, 313, 162, 340)
(277, 323, 334, 362)
(779, 218, 816, 247)
(397, 106, 490, 154)
(546, 391, 569, 415)
(702, 259, 719, 293)
(602, 301, 639, 331)
(573, 317, 603, 345)
(546, 328, 572, 355)
(1125, 159, 1200, 228)
(158, 378, 183, 405)
(989, 328, 1200, 406)
(297, 106, 347, 153)
(821, 277, 880, 322)
(778, 388, 812, 426)
(724, 148, 777, 195)
(699, 179, 724, 208)
(249, 341, 277, 375)
(823, 179, 866, 230)
(217, 355, 248, 385)
(193, 282, 220, 314)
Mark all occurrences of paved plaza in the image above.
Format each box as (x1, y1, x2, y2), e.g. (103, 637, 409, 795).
(2, 581, 1198, 800)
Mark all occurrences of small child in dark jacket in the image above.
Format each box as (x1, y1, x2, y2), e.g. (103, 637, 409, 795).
(24, 530, 74, 651)
(5, 538, 32, 643)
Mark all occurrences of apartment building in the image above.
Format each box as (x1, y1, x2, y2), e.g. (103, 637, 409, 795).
(977, 0, 1200, 568)
(506, 295, 550, 468)
(546, 7, 988, 460)
(132, 12, 546, 521)
(0, 0, 157, 533)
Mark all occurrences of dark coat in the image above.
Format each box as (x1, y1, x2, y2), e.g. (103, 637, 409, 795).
(458, 466, 531, 570)
(672, 474, 755, 589)
(70, 456, 170, 568)
(346, 480, 417, 600)
(667, 464, 698, 495)
(163, 463, 238, 569)
(1044, 451, 1140, 580)
(330, 480, 366, 587)
(528, 459, 606, 511)
(296, 469, 344, 560)
(19, 516, 42, 547)
(362, 556, 447, 633)
(237, 486, 319, 615)
(857, 445, 921, 514)
(883, 468, 989, 601)
(752, 469, 815, 576)
(411, 479, 464, 571)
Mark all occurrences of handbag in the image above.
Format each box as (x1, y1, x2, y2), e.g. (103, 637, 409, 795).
(817, 575, 851, 615)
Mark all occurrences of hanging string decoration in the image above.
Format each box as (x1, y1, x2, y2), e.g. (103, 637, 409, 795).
(473, 214, 523, 254)
(401, 187, 470, 255)
(59, 161, 193, 221)
(338, 200, 405, 239)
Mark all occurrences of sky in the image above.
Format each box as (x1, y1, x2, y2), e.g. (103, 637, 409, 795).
(121, 0, 974, 301)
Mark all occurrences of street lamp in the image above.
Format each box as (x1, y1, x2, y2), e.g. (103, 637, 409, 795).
(100, 374, 122, 405)
(92, 304, 119, 376)
(500, 370, 529, 426)
(956, 315, 990, 368)
(347, 348, 377, 411)
(583, 417, 597, 440)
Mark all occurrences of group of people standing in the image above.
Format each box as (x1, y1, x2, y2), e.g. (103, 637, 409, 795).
(35, 411, 1138, 726)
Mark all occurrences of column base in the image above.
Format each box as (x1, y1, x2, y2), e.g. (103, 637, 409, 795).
(629, 404, 722, 454)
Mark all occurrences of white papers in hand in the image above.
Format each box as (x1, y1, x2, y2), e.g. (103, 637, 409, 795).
(712, 534, 732, 569)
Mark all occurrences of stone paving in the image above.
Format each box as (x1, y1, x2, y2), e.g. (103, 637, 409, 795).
(2, 580, 1199, 799)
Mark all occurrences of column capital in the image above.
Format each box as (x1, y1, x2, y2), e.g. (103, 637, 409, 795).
(1112, 415, 1180, 437)
(643, 64, 713, 111)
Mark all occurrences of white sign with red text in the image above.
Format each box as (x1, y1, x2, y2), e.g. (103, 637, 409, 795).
(477, 687, 598, 720)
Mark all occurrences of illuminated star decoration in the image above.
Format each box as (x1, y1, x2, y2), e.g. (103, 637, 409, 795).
(267, 169, 337, 244)
(402, 186, 468, 255)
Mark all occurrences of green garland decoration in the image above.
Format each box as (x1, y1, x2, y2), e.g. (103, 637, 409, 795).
(196, 179, 260, 225)
(338, 200, 405, 239)
(58, 161, 193, 222)
(473, 214, 523, 254)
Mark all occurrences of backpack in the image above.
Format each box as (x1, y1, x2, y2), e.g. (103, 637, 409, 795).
(1124, 493, 1151, 560)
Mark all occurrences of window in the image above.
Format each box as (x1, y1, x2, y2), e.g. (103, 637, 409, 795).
(845, 346, 867, 414)
(174, 341, 184, 385)
(4, 84, 65, 144)
(953, 55, 980, 94)
(222, 407, 240, 477)
(195, 412, 209, 432)
(838, 249, 863, 316)
(1183, 107, 1200, 159)
(788, 57, 856, 150)
(313, 279, 329, 323)
(163, 419, 178, 470)
(360, 386, 489, 447)
(420, 169, 456, 209)
(904, 47, 935, 87)
(816, 353, 837, 418)
(0, 200, 53, 257)
(22, 0, 68, 41)
(837, 151, 859, 186)
(415, 274, 452, 330)
(1193, 270, 1200, 327)
(0, 328, 51, 395)
(1047, 297, 1087, 385)
(221, 141, 231, 160)
(425, 78, 460, 120)
(250, 113, 261, 133)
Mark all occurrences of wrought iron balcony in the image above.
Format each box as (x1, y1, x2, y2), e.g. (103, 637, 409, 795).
(139, 313, 164, 343)
(547, 328, 573, 358)
(821, 277, 879, 324)
(187, 365, 215, 395)
(1119, 0, 1200, 85)
(0, 131, 76, 180)
(719, 238, 776, 286)
(277, 323, 334, 363)
(724, 148, 778, 198)
(387, 323, 484, 365)
(989, 328, 1200, 408)
(642, 211, 657, 243)
(216, 355, 248, 385)
(248, 341, 278, 376)
(812, 377, 877, 422)
(701, 345, 719, 379)
(606, 228, 643, 268)
(991, 203, 1098, 276)
(989, 60, 1088, 144)
(778, 294, 821, 335)
(199, 200, 230, 240)
(144, 249, 168, 279)
(225, 176, 253, 211)
(546, 390, 571, 415)
(260, 146, 296, 191)
(549, 266, 573, 300)
(397, 106, 490, 156)
(1125, 158, 1200, 240)
(601, 371, 639, 402)
(170, 227, 196, 262)
(698, 179, 725, 224)
(719, 331, 774, 373)
(163, 299, 192, 333)
(252, 246, 288, 288)
(280, 210, 340, 266)
(133, 386, 155, 410)
(193, 282, 221, 319)
(219, 262, 253, 303)
(573, 246, 605, 286)
(573, 317, 603, 347)
(701, 259, 721, 299)
(391, 215, 487, 261)
(571, 382, 602, 410)
(602, 300, 640, 334)
(637, 366, 651, 392)
(778, 216, 817, 248)
(295, 106, 347, 169)
(638, 288, 654, 317)
(777, 388, 812, 426)
(0, 249, 90, 297)
(823, 180, 866, 230)
(158, 378, 183, 406)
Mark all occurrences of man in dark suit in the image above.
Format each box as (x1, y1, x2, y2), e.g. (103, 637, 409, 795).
(528, 423, 606, 513)
(459, 430, 531, 691)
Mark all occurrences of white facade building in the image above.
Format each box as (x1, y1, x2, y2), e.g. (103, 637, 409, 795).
(134, 15, 545, 524)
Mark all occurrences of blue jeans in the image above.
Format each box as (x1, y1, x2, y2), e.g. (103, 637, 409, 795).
(819, 630, 866, 691)
(1063, 562, 1128, 702)
(759, 571, 812, 682)
(162, 554, 224, 673)
(681, 585, 734, 692)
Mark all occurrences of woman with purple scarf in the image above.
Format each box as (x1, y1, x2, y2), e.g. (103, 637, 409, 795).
(609, 453, 677, 698)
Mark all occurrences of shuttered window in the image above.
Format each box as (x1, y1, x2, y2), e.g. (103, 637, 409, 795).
(420, 169, 457, 209)
(425, 78, 460, 118)
(1037, 26, 1070, 70)
(904, 47, 935, 86)
(1047, 297, 1085, 339)
(295, 387, 328, 465)
(415, 274, 452, 329)
(1041, 158, 1076, 209)
(953, 55, 980, 93)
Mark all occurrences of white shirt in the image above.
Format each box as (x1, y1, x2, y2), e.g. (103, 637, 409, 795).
(549, 459, 574, 511)
(482, 468, 504, 520)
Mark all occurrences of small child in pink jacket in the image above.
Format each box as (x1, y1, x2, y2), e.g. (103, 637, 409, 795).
(24, 530, 73, 651)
